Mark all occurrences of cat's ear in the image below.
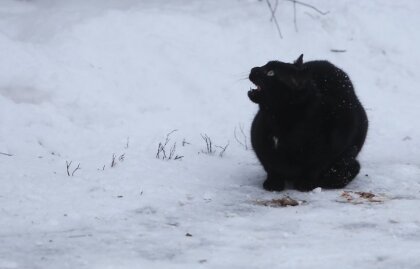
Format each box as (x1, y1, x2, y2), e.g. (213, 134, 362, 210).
(294, 54, 304, 68)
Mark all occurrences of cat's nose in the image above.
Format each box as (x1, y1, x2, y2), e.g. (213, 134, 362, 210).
(249, 67, 263, 81)
(250, 67, 263, 75)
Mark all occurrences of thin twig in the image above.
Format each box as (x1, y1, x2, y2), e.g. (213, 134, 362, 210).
(0, 152, 12, 157)
(125, 137, 130, 149)
(66, 161, 81, 176)
(234, 124, 249, 150)
(71, 163, 81, 176)
(201, 134, 214, 154)
(156, 130, 182, 160)
(265, 0, 283, 39)
(156, 142, 165, 159)
(111, 154, 117, 168)
(166, 129, 178, 138)
(182, 139, 190, 147)
(215, 142, 230, 157)
(169, 143, 177, 159)
(284, 0, 329, 15)
(293, 0, 298, 32)
(270, 0, 279, 21)
(330, 49, 347, 53)
(66, 161, 72, 176)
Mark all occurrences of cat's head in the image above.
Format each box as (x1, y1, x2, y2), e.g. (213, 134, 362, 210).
(248, 54, 313, 108)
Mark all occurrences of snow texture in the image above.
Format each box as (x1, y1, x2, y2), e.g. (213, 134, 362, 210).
(1, 0, 420, 268)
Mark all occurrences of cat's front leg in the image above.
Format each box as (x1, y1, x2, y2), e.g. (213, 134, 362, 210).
(263, 173, 285, 191)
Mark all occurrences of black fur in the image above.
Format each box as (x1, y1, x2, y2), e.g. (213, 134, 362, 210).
(248, 55, 368, 191)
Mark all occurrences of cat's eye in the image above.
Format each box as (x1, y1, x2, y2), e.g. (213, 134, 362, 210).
(267, 70, 275, 77)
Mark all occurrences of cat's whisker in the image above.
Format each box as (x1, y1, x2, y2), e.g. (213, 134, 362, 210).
(234, 77, 249, 82)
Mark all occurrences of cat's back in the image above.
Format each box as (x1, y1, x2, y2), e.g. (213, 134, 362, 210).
(304, 60, 357, 101)
(303, 60, 347, 79)
(304, 59, 368, 151)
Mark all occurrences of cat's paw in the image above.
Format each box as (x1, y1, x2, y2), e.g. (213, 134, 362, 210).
(294, 181, 318, 192)
(263, 179, 285, 192)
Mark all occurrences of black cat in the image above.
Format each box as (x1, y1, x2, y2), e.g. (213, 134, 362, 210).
(248, 55, 368, 191)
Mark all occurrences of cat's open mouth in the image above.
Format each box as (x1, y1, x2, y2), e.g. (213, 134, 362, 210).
(250, 84, 262, 92)
(248, 83, 262, 104)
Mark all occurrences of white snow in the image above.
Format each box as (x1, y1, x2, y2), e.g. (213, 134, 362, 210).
(1, 0, 420, 268)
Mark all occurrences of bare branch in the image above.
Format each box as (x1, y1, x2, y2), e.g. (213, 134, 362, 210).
(71, 163, 81, 176)
(169, 143, 177, 159)
(111, 154, 117, 168)
(156, 130, 182, 160)
(66, 161, 72, 176)
(284, 0, 329, 15)
(182, 138, 190, 147)
(234, 127, 245, 149)
(265, 0, 283, 38)
(270, 0, 279, 22)
(234, 124, 249, 150)
(66, 161, 81, 176)
(125, 137, 130, 149)
(201, 134, 215, 154)
(156, 142, 164, 159)
(293, 0, 298, 32)
(0, 152, 13, 157)
(166, 129, 178, 138)
(215, 142, 230, 157)
(264, 0, 328, 38)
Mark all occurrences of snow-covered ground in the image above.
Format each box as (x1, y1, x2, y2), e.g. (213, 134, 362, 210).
(1, 0, 420, 268)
